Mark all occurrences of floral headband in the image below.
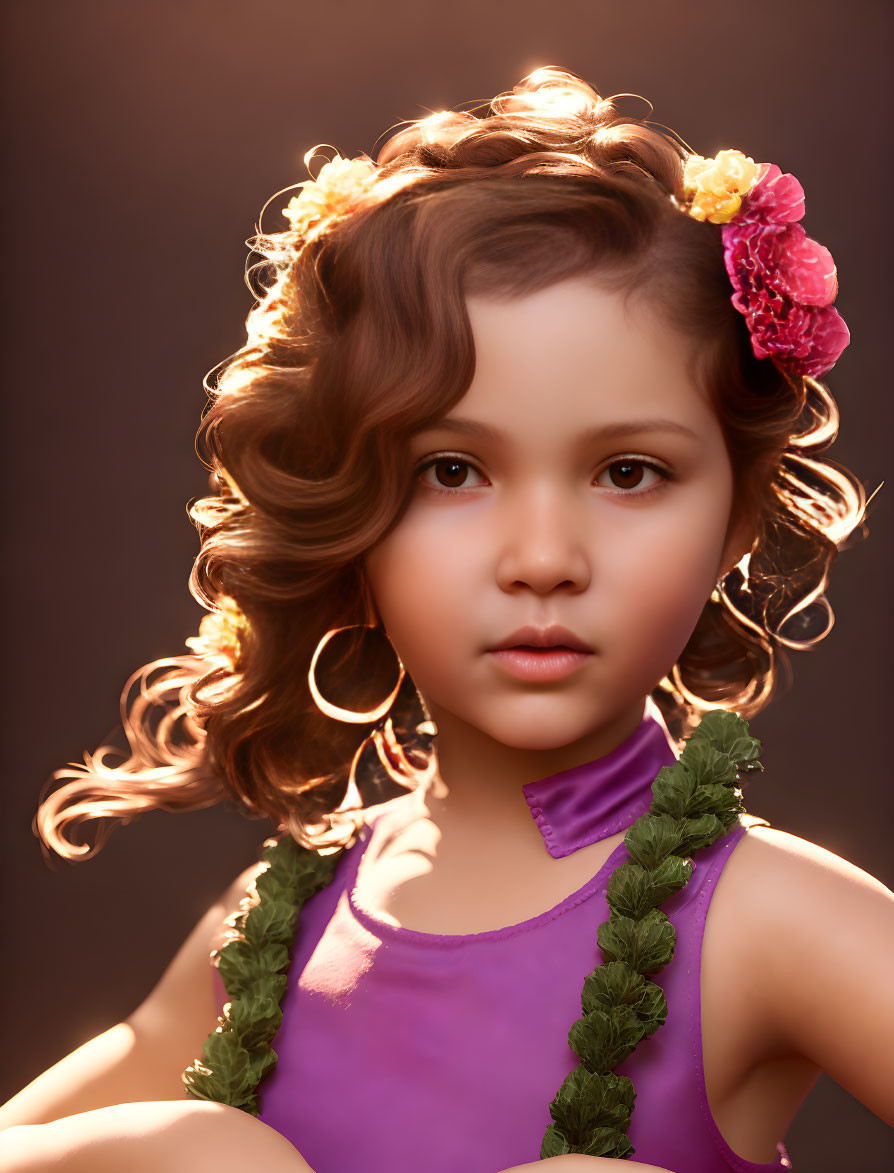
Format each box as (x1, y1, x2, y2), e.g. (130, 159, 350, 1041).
(279, 143, 849, 382)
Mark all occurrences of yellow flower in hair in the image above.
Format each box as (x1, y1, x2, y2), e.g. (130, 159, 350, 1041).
(682, 149, 763, 224)
(282, 153, 378, 237)
(186, 595, 248, 665)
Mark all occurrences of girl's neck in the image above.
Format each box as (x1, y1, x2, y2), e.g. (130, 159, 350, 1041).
(418, 697, 648, 838)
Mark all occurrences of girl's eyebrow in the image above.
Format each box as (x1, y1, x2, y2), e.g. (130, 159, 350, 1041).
(416, 416, 701, 443)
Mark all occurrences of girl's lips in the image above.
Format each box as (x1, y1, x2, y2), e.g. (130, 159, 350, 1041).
(487, 646, 593, 682)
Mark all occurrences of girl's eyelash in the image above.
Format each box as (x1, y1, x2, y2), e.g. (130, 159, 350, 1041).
(414, 453, 674, 497)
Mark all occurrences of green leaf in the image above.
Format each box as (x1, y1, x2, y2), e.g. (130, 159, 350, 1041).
(578, 1126, 630, 1157)
(254, 868, 299, 905)
(683, 782, 742, 819)
(680, 738, 735, 787)
(292, 853, 326, 887)
(246, 1044, 279, 1086)
(607, 855, 692, 919)
(581, 960, 646, 1015)
(568, 1007, 644, 1073)
(597, 909, 677, 974)
(688, 710, 762, 765)
(242, 898, 299, 948)
(548, 1065, 635, 1139)
(678, 813, 726, 855)
(624, 814, 686, 869)
(261, 837, 341, 896)
(246, 971, 289, 1005)
(649, 762, 698, 818)
(258, 839, 342, 897)
(627, 979, 668, 1036)
(612, 1072, 636, 1113)
(580, 1128, 635, 1159)
(217, 940, 291, 998)
(583, 964, 664, 1034)
(261, 837, 300, 878)
(549, 1065, 606, 1139)
(200, 1030, 253, 1096)
(226, 991, 284, 1050)
(606, 862, 653, 919)
(648, 853, 693, 897)
(540, 1124, 572, 1158)
(717, 806, 741, 833)
(215, 939, 258, 995)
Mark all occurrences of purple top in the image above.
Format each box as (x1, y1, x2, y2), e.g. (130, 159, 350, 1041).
(212, 703, 792, 1172)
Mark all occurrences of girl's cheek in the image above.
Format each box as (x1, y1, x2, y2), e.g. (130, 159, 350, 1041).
(615, 509, 723, 624)
(371, 515, 487, 607)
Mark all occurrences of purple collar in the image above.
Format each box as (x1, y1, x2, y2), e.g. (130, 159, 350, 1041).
(522, 704, 678, 858)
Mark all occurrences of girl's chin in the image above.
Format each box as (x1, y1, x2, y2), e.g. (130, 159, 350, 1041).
(440, 711, 617, 754)
(426, 685, 655, 754)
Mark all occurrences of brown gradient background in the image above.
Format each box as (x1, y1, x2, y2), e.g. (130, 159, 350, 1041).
(2, 0, 892, 1167)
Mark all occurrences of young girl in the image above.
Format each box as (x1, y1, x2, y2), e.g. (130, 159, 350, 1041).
(1, 67, 891, 1173)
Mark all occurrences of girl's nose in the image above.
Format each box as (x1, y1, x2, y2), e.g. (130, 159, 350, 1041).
(493, 487, 591, 596)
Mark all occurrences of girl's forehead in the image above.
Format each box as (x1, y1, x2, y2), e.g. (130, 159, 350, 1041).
(465, 278, 692, 369)
(439, 281, 717, 441)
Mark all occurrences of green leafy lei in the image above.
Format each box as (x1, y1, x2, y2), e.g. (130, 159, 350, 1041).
(182, 708, 762, 1158)
(182, 835, 344, 1114)
(539, 708, 762, 1158)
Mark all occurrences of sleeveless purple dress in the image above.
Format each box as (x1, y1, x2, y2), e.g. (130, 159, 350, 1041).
(211, 702, 792, 1172)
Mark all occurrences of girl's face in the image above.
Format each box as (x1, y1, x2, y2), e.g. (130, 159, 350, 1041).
(365, 277, 750, 756)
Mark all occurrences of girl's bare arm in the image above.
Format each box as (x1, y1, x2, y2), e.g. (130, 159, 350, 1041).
(0, 1100, 312, 1173)
(0, 1112, 679, 1173)
(0, 862, 261, 1130)
(734, 826, 894, 1123)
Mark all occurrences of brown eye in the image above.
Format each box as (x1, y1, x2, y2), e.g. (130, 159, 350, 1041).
(434, 458, 470, 489)
(609, 460, 646, 490)
(417, 455, 486, 493)
(596, 458, 669, 495)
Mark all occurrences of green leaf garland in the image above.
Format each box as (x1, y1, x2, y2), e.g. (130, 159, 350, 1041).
(540, 708, 762, 1159)
(181, 707, 762, 1158)
(182, 833, 343, 1115)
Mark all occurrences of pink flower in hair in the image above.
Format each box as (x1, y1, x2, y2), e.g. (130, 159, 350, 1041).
(683, 154, 850, 378)
(728, 281, 851, 380)
(738, 164, 806, 225)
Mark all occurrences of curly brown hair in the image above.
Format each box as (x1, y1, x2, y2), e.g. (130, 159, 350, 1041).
(35, 67, 867, 861)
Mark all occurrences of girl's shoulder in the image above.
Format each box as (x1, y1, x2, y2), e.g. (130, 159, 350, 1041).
(124, 858, 269, 1096)
(716, 817, 894, 958)
(207, 859, 268, 955)
(721, 818, 893, 916)
(707, 818, 894, 1112)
